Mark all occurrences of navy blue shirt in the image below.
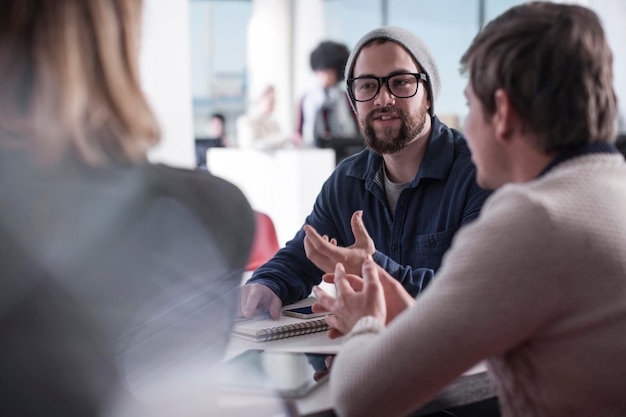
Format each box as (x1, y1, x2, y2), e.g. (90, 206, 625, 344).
(248, 116, 492, 304)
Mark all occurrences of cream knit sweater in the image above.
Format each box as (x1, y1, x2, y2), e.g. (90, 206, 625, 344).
(330, 153, 626, 417)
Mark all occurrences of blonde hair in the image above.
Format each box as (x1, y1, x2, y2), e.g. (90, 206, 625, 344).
(0, 0, 160, 167)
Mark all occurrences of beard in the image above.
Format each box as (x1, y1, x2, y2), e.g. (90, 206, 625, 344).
(360, 106, 428, 155)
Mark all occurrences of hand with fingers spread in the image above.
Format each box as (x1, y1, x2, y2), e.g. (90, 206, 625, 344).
(303, 210, 375, 275)
(311, 271, 370, 338)
(312, 257, 386, 337)
(239, 283, 283, 319)
(316, 262, 416, 327)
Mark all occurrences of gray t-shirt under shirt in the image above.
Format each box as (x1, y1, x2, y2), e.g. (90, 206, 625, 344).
(383, 163, 410, 219)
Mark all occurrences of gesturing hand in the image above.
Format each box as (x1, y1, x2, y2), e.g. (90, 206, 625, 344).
(303, 210, 375, 275)
(312, 257, 386, 337)
(317, 262, 415, 327)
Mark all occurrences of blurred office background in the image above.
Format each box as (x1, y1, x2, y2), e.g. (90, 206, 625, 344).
(143, 0, 626, 167)
(140, 0, 626, 243)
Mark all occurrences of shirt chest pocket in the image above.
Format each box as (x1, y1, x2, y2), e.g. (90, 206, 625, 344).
(412, 229, 456, 271)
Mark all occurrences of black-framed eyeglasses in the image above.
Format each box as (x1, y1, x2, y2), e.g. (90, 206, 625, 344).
(347, 72, 428, 102)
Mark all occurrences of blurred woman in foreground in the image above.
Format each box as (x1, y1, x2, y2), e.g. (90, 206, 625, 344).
(0, 0, 255, 415)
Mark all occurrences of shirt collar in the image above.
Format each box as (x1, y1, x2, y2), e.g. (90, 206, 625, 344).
(418, 115, 455, 181)
(539, 141, 621, 177)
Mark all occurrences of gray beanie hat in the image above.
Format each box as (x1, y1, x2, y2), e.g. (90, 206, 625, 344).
(344, 26, 441, 116)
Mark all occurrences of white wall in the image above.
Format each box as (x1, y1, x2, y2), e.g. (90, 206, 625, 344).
(245, 0, 293, 136)
(292, 0, 327, 103)
(140, 0, 195, 168)
(207, 148, 336, 247)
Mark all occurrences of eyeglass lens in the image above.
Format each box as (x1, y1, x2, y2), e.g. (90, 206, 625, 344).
(351, 74, 420, 102)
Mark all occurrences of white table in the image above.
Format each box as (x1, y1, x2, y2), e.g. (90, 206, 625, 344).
(220, 296, 494, 417)
(223, 296, 341, 416)
(224, 331, 341, 416)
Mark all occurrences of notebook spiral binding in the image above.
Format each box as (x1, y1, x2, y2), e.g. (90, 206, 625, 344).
(258, 319, 330, 342)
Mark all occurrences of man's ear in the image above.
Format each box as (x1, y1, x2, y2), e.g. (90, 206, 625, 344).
(492, 88, 517, 143)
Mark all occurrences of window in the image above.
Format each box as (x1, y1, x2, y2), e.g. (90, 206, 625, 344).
(189, 0, 251, 139)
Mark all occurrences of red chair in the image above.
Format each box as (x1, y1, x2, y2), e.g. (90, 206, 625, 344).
(245, 211, 280, 271)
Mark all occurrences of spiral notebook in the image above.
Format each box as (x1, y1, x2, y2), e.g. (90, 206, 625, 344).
(232, 314, 329, 342)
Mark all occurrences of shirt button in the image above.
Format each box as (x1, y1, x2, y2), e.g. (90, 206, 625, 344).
(391, 244, 398, 251)
(428, 239, 436, 247)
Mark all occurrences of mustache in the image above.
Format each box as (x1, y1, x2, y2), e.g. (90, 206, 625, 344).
(366, 107, 403, 122)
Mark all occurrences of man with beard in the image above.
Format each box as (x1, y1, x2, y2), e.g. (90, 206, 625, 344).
(240, 26, 491, 319)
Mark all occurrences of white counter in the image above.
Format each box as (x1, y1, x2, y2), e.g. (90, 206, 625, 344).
(207, 148, 336, 247)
